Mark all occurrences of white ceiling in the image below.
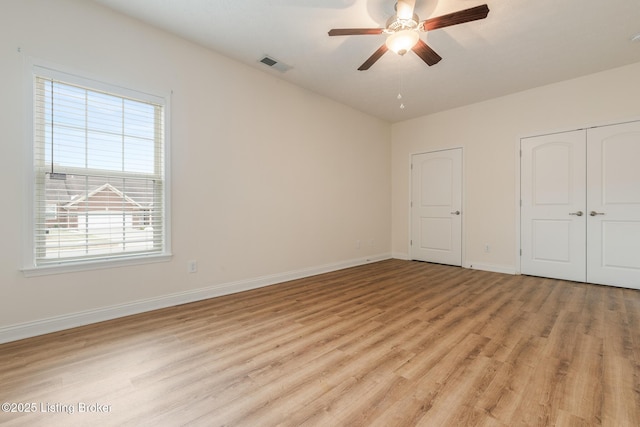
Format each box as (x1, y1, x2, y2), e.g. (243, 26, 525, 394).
(92, 0, 640, 123)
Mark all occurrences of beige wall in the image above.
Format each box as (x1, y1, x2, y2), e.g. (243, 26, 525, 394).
(391, 61, 640, 272)
(0, 0, 390, 337)
(3, 0, 639, 341)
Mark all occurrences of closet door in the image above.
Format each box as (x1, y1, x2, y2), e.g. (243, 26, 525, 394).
(587, 121, 640, 289)
(521, 131, 586, 282)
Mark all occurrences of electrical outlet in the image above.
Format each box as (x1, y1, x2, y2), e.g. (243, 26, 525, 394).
(187, 260, 198, 273)
(356, 240, 361, 250)
(484, 244, 490, 253)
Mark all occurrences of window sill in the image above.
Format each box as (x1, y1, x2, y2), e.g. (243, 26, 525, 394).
(22, 253, 173, 277)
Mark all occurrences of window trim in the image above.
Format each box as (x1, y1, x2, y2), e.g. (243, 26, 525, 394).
(23, 60, 172, 275)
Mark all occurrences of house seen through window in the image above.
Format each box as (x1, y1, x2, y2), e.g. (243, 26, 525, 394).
(31, 67, 169, 268)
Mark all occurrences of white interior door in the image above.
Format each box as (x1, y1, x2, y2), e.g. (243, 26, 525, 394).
(411, 149, 462, 266)
(521, 131, 586, 282)
(586, 122, 640, 289)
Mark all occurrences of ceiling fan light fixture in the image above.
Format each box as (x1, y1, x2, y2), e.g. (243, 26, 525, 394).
(386, 29, 419, 55)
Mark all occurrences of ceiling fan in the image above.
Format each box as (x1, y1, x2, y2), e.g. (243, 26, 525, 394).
(328, 0, 489, 70)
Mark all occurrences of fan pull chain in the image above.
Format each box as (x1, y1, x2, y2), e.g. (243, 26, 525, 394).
(397, 61, 406, 110)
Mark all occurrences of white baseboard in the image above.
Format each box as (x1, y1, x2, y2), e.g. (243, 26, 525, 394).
(391, 252, 410, 260)
(392, 254, 516, 276)
(465, 262, 517, 275)
(0, 253, 392, 344)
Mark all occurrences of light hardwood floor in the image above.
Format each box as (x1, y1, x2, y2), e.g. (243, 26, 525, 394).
(1, 259, 639, 426)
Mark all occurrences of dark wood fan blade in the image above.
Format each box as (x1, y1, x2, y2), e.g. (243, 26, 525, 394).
(421, 4, 489, 31)
(358, 44, 388, 70)
(328, 28, 384, 36)
(412, 39, 442, 66)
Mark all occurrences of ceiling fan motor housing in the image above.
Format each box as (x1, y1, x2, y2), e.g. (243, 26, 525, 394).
(385, 13, 420, 34)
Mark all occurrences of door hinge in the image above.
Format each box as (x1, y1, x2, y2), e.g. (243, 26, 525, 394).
(410, 239, 413, 246)
(410, 201, 413, 207)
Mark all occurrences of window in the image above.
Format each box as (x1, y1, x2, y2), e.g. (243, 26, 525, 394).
(26, 65, 170, 273)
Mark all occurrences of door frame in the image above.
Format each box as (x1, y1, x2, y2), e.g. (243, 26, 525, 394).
(409, 147, 465, 266)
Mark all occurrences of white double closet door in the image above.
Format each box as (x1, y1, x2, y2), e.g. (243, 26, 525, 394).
(521, 121, 640, 289)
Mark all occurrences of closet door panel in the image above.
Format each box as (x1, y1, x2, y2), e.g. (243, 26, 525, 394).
(521, 131, 586, 282)
(587, 121, 640, 289)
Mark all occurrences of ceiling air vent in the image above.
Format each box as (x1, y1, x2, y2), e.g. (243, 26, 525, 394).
(258, 55, 292, 73)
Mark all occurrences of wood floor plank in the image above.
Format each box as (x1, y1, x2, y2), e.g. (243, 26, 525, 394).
(412, 355, 499, 426)
(473, 334, 546, 423)
(559, 332, 604, 424)
(1, 259, 639, 426)
(601, 353, 640, 426)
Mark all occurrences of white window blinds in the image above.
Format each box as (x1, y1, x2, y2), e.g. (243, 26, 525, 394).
(31, 69, 168, 268)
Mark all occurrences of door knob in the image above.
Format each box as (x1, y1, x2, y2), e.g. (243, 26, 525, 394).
(450, 210, 461, 215)
(590, 211, 605, 216)
(569, 211, 583, 216)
